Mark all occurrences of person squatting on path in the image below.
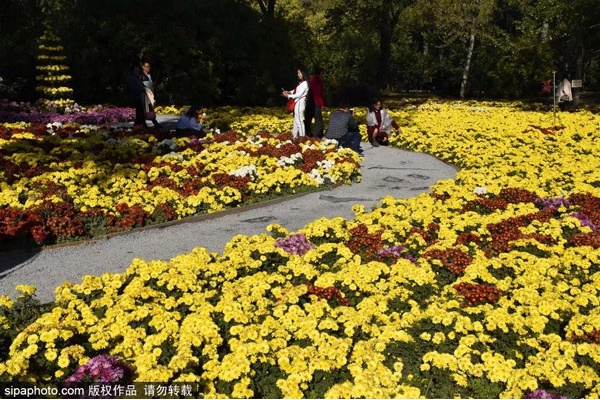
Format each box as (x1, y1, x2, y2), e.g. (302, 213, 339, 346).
(366, 97, 399, 147)
(325, 99, 363, 156)
(282, 68, 309, 138)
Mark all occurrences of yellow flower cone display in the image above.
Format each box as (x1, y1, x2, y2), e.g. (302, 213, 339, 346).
(35, 27, 74, 110)
(1, 100, 600, 398)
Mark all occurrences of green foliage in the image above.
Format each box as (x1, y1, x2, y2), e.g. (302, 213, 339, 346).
(53, 0, 297, 106)
(0, 0, 599, 104)
(467, 377, 504, 398)
(0, 0, 42, 99)
(0, 292, 52, 363)
(512, 245, 552, 258)
(250, 361, 284, 398)
(306, 367, 352, 398)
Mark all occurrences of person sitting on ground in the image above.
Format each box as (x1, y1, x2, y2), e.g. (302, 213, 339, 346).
(324, 99, 363, 155)
(366, 97, 399, 147)
(175, 105, 207, 137)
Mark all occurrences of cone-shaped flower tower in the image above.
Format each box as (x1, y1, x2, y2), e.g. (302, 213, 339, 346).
(35, 26, 74, 110)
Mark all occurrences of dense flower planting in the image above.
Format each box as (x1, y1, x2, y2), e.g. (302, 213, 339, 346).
(0, 119, 360, 248)
(0, 102, 134, 125)
(1, 101, 600, 398)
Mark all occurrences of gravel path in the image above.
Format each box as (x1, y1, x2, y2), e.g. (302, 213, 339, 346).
(0, 120, 457, 303)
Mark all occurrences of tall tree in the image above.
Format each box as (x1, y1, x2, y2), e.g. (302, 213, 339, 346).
(411, 0, 496, 97)
(545, 0, 600, 102)
(300, 0, 413, 89)
(0, 0, 53, 99)
(375, 0, 409, 87)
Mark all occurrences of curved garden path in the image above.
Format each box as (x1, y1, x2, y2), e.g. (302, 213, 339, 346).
(0, 138, 457, 303)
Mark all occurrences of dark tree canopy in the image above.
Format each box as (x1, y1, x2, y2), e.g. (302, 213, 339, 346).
(0, 0, 598, 105)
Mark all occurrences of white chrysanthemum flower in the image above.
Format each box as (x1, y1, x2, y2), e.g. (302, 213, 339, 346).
(309, 169, 325, 185)
(473, 186, 487, 195)
(229, 165, 258, 180)
(317, 159, 335, 171)
(276, 152, 302, 167)
(156, 138, 177, 151)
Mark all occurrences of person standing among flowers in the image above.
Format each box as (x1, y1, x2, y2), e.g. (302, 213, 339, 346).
(307, 66, 326, 137)
(140, 60, 161, 128)
(128, 65, 147, 128)
(282, 68, 309, 138)
(366, 97, 399, 147)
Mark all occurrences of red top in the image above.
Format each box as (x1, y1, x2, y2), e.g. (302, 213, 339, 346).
(374, 110, 382, 126)
(309, 75, 325, 107)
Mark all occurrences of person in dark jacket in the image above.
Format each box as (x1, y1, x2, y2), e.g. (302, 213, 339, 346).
(128, 65, 146, 128)
(141, 60, 161, 128)
(324, 99, 363, 155)
(175, 105, 207, 137)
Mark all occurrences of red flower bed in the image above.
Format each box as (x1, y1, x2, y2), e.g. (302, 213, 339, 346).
(424, 248, 472, 276)
(346, 223, 383, 261)
(453, 282, 505, 307)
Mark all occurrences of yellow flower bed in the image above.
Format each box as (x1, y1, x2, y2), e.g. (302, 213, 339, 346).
(1, 101, 600, 398)
(0, 124, 360, 245)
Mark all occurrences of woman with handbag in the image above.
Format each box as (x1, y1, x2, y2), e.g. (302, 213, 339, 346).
(282, 68, 309, 138)
(141, 60, 162, 128)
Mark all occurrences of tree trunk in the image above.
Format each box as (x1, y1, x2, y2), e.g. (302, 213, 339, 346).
(377, 25, 393, 88)
(460, 32, 476, 99)
(573, 45, 584, 105)
(256, 0, 276, 16)
(376, 0, 402, 89)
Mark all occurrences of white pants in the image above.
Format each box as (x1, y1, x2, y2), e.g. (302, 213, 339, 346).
(292, 100, 306, 138)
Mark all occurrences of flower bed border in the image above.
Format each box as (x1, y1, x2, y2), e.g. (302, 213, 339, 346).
(38, 181, 344, 251)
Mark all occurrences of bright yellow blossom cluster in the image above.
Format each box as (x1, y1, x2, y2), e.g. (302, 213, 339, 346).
(35, 27, 73, 103)
(0, 124, 360, 244)
(1, 101, 600, 398)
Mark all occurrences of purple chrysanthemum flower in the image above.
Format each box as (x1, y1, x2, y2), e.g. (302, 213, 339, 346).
(403, 254, 418, 264)
(535, 196, 571, 211)
(0, 108, 135, 125)
(377, 245, 406, 258)
(64, 355, 132, 383)
(571, 212, 598, 231)
(377, 245, 417, 264)
(523, 389, 567, 399)
(275, 233, 315, 255)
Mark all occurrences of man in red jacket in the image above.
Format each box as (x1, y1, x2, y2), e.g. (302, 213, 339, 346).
(307, 67, 326, 137)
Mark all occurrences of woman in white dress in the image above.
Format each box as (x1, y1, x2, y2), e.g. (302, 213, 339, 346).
(282, 68, 309, 138)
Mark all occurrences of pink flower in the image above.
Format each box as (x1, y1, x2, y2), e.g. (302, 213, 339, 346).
(64, 355, 132, 383)
(275, 233, 315, 255)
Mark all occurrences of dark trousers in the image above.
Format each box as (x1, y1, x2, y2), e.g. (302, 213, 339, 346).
(133, 97, 147, 127)
(146, 103, 160, 127)
(175, 128, 206, 138)
(314, 104, 324, 137)
(337, 131, 362, 154)
(305, 103, 323, 138)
